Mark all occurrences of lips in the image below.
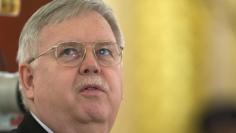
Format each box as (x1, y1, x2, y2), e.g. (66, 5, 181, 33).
(79, 84, 106, 96)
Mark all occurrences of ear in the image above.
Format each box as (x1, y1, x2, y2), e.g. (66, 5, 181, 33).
(19, 64, 35, 100)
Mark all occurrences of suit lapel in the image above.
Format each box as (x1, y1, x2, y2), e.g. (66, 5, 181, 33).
(14, 112, 48, 133)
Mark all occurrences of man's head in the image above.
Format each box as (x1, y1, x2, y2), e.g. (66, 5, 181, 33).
(17, 0, 124, 132)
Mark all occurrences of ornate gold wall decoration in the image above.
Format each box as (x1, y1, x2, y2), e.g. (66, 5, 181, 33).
(0, 0, 20, 16)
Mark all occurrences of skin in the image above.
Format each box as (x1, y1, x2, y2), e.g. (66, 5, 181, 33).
(19, 11, 123, 133)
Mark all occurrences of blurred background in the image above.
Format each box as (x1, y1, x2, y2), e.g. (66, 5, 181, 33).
(1, 0, 236, 133)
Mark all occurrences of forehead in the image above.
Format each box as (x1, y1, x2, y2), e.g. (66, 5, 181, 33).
(38, 11, 115, 50)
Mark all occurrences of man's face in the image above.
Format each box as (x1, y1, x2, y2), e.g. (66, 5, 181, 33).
(27, 11, 123, 129)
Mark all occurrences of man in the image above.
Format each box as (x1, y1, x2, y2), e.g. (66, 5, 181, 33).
(12, 0, 124, 132)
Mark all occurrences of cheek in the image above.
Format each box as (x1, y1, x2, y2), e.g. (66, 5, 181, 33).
(104, 67, 123, 101)
(33, 65, 77, 109)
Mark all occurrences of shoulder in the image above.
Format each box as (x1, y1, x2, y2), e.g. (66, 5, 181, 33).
(7, 112, 48, 133)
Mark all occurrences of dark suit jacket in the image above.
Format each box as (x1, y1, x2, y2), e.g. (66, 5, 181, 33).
(9, 112, 48, 133)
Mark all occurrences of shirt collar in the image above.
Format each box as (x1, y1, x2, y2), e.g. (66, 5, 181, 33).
(30, 112, 54, 133)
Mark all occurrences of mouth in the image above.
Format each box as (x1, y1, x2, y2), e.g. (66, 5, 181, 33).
(79, 84, 106, 97)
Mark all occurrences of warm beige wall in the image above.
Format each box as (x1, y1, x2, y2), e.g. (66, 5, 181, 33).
(105, 0, 236, 133)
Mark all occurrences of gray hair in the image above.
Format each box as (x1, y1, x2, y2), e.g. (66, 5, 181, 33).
(17, 0, 124, 110)
(17, 0, 124, 64)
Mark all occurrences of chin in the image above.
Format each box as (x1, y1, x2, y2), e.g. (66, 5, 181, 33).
(86, 105, 110, 123)
(72, 101, 110, 123)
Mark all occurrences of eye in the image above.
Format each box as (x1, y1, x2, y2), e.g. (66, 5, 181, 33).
(96, 48, 112, 56)
(59, 47, 79, 57)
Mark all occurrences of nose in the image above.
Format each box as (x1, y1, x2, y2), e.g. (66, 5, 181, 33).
(79, 50, 101, 75)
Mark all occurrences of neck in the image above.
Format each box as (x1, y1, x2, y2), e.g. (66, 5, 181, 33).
(30, 109, 111, 133)
(56, 122, 110, 133)
(51, 118, 111, 133)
